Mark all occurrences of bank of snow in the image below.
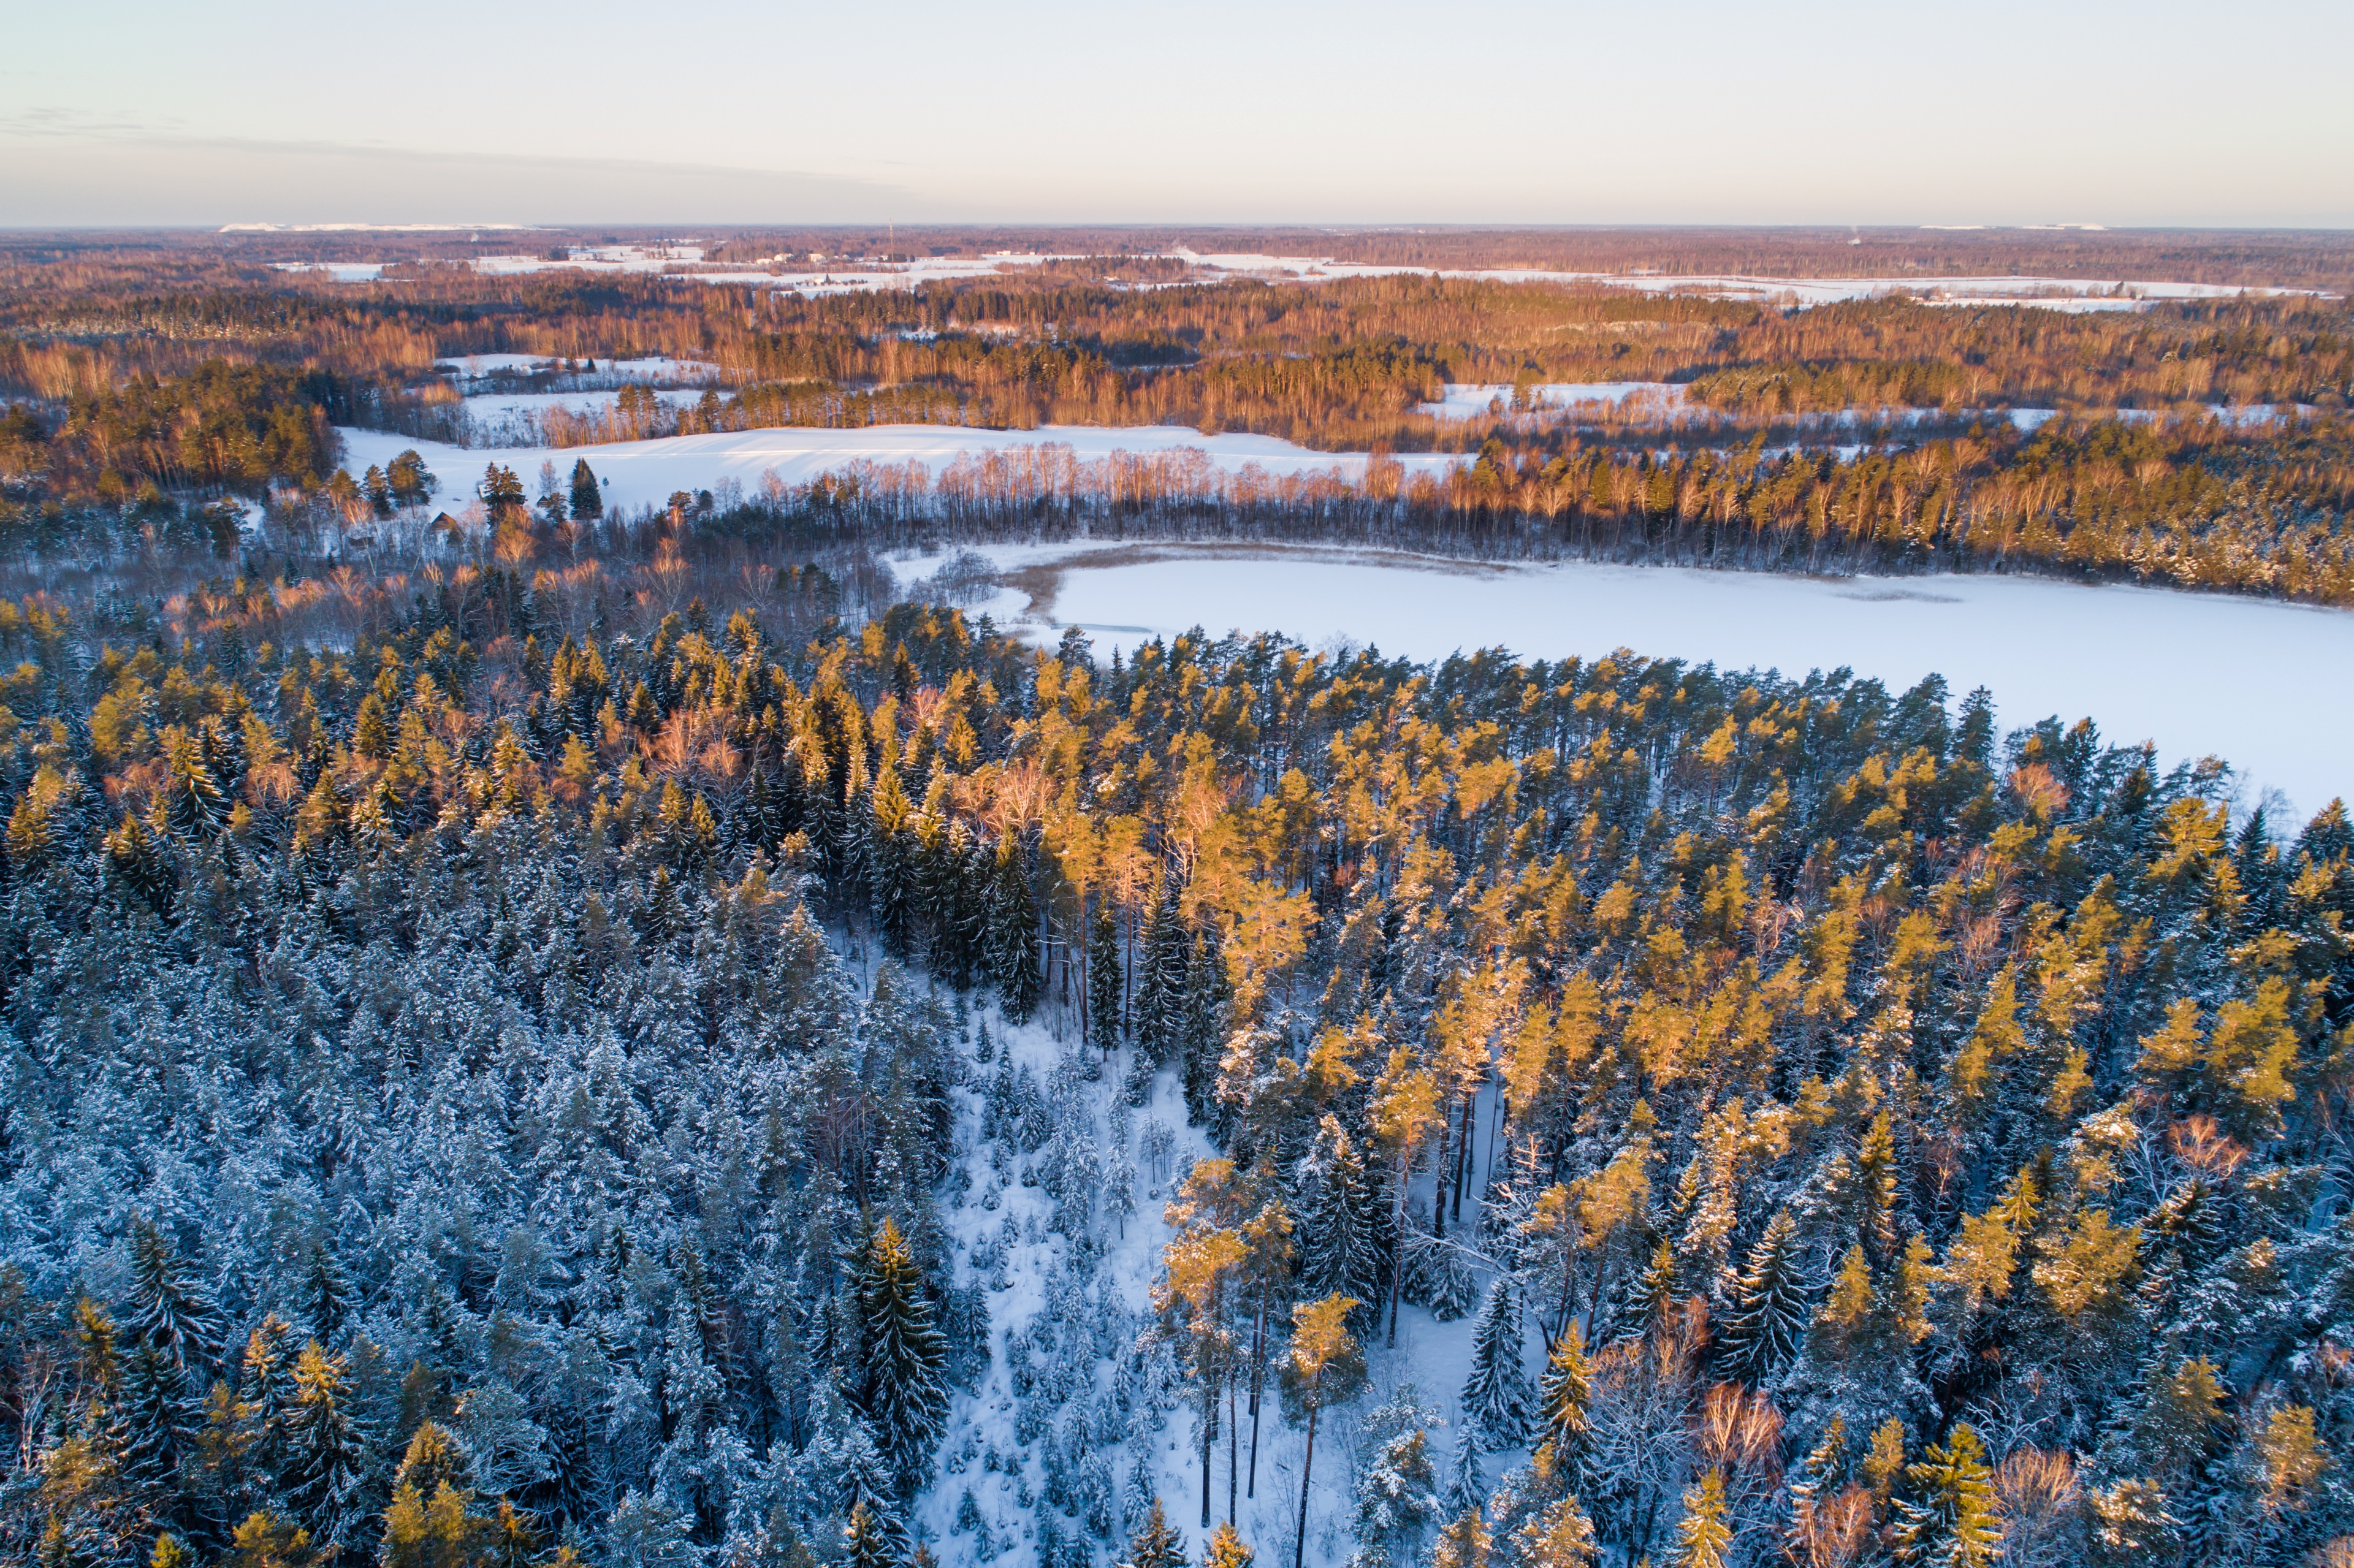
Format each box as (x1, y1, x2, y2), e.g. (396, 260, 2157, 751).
(956, 542, 2354, 820)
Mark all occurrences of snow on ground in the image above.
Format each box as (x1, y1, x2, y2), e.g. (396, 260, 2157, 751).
(920, 1004, 1503, 1567)
(432, 353, 728, 384)
(954, 541, 2354, 820)
(332, 423, 1465, 508)
(1415, 382, 1686, 421)
(421, 241, 2309, 311)
(268, 261, 386, 282)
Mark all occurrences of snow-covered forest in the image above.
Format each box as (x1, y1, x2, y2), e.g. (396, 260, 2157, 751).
(0, 547, 2350, 1568)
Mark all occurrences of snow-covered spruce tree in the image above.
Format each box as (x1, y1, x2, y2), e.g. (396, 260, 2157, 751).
(123, 1219, 223, 1383)
(1119, 1494, 1188, 1568)
(985, 838, 1042, 1022)
(279, 1342, 376, 1555)
(1295, 1114, 1388, 1332)
(1888, 1423, 2000, 1568)
(851, 1217, 948, 1495)
(1089, 900, 1125, 1057)
(1715, 1209, 1809, 1387)
(1351, 1418, 1444, 1568)
(1460, 1278, 1534, 1447)
(1444, 1421, 1487, 1520)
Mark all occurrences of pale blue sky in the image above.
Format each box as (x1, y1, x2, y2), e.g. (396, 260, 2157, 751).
(5, 0, 2348, 227)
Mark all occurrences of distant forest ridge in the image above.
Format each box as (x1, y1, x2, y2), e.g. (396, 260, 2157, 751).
(7, 225, 2353, 292)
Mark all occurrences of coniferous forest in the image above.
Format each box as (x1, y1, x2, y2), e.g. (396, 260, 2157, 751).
(0, 229, 2350, 1568)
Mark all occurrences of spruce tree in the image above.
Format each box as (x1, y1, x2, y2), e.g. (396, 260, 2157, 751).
(279, 1342, 373, 1553)
(1120, 1496, 1188, 1568)
(842, 1501, 896, 1568)
(568, 459, 601, 521)
(1296, 1116, 1385, 1330)
(1460, 1279, 1533, 1447)
(854, 1217, 949, 1492)
(1891, 1423, 2000, 1568)
(1203, 1521, 1254, 1568)
(1668, 1469, 1731, 1568)
(1535, 1325, 1593, 1452)
(124, 1219, 223, 1380)
(1716, 1210, 1808, 1383)
(1089, 902, 1125, 1057)
(985, 841, 1041, 1022)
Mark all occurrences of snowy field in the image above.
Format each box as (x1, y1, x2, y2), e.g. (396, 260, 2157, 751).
(1415, 382, 1687, 421)
(332, 424, 1464, 510)
(433, 354, 728, 384)
(951, 542, 2354, 820)
(262, 240, 2302, 311)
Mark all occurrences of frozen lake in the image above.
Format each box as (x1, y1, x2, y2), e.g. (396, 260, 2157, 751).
(949, 542, 2354, 820)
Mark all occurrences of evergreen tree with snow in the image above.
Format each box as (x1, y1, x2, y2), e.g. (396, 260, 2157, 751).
(1295, 1116, 1385, 1331)
(1667, 1469, 1731, 1568)
(1459, 1279, 1533, 1447)
(279, 1342, 375, 1553)
(1089, 902, 1125, 1057)
(1534, 1326, 1593, 1453)
(123, 1219, 223, 1382)
(1203, 1521, 1254, 1568)
(853, 1214, 948, 1493)
(985, 841, 1041, 1022)
(1444, 1422, 1487, 1521)
(1351, 1427, 1442, 1567)
(1119, 1495, 1187, 1568)
(1890, 1423, 1999, 1568)
(1715, 1209, 1808, 1385)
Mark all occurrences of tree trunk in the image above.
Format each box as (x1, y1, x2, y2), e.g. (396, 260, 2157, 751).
(1294, 1401, 1320, 1568)
(1247, 1309, 1267, 1498)
(1201, 1400, 1214, 1528)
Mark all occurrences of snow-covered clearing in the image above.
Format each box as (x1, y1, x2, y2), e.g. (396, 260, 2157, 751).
(953, 541, 2354, 820)
(922, 1005, 1495, 1567)
(433, 354, 728, 385)
(332, 423, 1463, 508)
(269, 261, 386, 282)
(417, 242, 2311, 311)
(1415, 382, 1686, 421)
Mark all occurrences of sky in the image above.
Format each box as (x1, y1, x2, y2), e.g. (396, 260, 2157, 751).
(5, 0, 2350, 229)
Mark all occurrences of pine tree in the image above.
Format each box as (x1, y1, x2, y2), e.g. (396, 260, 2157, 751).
(855, 1216, 950, 1491)
(1460, 1279, 1534, 1446)
(1891, 1423, 2000, 1568)
(1717, 1210, 1808, 1383)
(1120, 1496, 1188, 1568)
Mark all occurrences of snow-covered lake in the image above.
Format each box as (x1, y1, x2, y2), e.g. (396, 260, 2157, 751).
(948, 542, 2354, 820)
